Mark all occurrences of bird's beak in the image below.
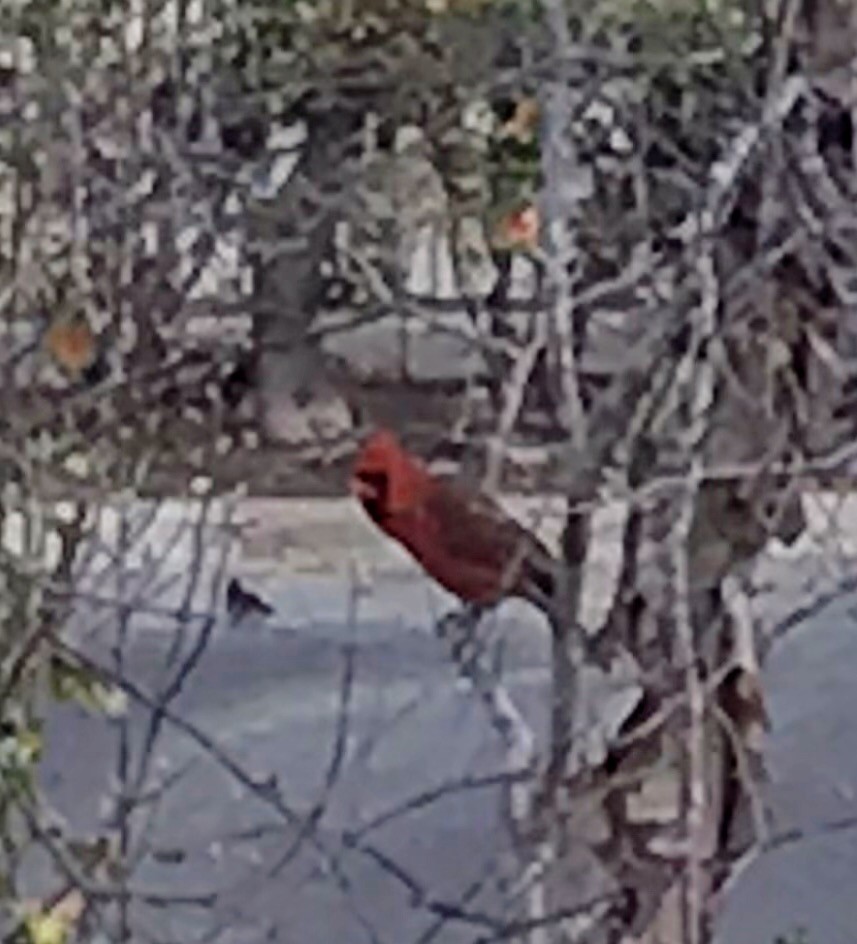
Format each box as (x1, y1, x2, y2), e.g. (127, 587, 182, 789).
(350, 475, 376, 502)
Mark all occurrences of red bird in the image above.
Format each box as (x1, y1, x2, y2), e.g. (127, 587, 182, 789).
(350, 429, 558, 613)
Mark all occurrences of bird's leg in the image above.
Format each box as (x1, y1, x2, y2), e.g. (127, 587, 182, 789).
(437, 604, 523, 732)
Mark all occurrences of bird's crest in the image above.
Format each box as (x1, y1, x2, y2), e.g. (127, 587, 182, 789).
(352, 429, 429, 514)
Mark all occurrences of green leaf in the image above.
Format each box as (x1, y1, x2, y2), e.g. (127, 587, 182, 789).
(49, 657, 127, 718)
(0, 719, 43, 784)
(25, 911, 69, 944)
(16, 726, 42, 765)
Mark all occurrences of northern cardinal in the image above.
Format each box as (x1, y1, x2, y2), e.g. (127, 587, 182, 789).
(350, 429, 558, 613)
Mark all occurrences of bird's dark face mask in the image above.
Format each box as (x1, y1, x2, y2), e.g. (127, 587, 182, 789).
(351, 469, 389, 523)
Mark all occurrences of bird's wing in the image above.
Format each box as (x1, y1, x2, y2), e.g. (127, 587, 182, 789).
(428, 477, 552, 578)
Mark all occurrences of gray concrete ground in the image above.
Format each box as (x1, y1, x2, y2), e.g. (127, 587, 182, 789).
(30, 493, 857, 943)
